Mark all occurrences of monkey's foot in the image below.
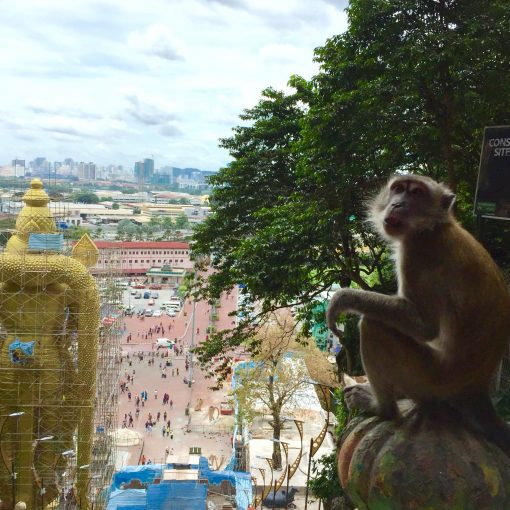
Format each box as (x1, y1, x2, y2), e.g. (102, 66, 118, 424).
(344, 383, 378, 415)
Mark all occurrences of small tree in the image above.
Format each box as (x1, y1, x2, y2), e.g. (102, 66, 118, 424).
(232, 315, 309, 469)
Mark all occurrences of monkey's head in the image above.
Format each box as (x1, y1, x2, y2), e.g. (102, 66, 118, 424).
(369, 174, 456, 241)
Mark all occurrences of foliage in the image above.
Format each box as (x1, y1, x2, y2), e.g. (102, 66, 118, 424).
(192, 0, 510, 381)
(308, 388, 350, 509)
(231, 316, 309, 469)
(174, 213, 190, 229)
(64, 225, 90, 241)
(0, 217, 16, 246)
(112, 203, 120, 210)
(69, 191, 99, 204)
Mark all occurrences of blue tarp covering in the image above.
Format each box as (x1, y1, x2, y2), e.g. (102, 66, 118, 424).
(106, 458, 252, 510)
(199, 457, 252, 510)
(106, 489, 146, 510)
(28, 233, 63, 251)
(148, 482, 207, 510)
(112, 465, 164, 489)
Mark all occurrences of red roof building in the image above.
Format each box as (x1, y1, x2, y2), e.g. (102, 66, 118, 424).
(92, 241, 193, 277)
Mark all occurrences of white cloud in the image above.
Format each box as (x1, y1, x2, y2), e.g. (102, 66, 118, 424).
(128, 24, 184, 61)
(0, 0, 348, 170)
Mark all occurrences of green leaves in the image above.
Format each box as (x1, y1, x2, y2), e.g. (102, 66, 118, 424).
(192, 0, 510, 378)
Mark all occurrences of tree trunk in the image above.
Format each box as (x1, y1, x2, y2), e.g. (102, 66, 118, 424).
(272, 413, 283, 470)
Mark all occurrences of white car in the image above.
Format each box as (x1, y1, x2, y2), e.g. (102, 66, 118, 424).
(152, 310, 163, 317)
(166, 309, 176, 317)
(156, 338, 175, 349)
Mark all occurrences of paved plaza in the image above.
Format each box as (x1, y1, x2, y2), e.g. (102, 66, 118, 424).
(116, 286, 241, 468)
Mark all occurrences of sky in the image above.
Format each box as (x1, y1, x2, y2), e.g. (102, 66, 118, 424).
(0, 0, 348, 172)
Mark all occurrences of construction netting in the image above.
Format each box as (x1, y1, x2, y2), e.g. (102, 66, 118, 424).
(0, 179, 121, 509)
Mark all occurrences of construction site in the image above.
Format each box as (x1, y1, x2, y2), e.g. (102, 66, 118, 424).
(0, 178, 121, 509)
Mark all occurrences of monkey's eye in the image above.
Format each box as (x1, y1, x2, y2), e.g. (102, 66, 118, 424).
(410, 186, 426, 196)
(391, 183, 405, 194)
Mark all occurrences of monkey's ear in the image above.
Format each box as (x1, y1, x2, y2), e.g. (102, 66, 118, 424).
(441, 192, 456, 210)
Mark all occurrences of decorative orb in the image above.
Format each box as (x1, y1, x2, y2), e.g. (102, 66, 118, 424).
(338, 408, 510, 510)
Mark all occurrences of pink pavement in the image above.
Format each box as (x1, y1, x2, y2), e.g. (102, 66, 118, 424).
(117, 289, 241, 466)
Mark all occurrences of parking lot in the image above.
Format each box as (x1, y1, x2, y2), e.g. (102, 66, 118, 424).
(122, 283, 182, 317)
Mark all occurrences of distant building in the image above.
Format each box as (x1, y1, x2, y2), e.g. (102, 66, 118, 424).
(92, 240, 192, 278)
(77, 162, 96, 180)
(134, 158, 154, 187)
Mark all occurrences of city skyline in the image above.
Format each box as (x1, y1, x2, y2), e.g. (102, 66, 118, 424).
(0, 0, 348, 172)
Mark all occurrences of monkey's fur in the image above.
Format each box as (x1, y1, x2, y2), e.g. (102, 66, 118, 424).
(327, 174, 510, 456)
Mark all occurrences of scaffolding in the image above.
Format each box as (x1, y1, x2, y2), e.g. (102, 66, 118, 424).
(0, 178, 120, 509)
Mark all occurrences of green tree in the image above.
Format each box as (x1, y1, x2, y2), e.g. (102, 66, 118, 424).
(0, 217, 16, 246)
(112, 203, 120, 210)
(174, 213, 190, 229)
(193, 0, 510, 379)
(65, 225, 89, 241)
(232, 317, 309, 470)
(117, 219, 137, 240)
(70, 191, 99, 204)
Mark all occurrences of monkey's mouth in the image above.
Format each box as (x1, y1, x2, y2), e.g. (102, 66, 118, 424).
(384, 216, 404, 229)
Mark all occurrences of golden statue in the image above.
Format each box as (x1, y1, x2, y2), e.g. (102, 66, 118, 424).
(0, 179, 99, 509)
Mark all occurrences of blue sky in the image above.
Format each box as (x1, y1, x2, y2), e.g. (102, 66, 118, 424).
(0, 0, 347, 171)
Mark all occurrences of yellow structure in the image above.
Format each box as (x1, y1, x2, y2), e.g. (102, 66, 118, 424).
(0, 179, 100, 508)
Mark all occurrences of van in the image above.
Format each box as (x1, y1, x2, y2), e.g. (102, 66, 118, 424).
(162, 301, 181, 312)
(156, 338, 175, 349)
(143, 291, 150, 299)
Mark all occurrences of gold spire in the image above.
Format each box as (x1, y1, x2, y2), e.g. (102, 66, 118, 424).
(6, 178, 57, 253)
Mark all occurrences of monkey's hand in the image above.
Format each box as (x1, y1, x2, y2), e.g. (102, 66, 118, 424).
(326, 288, 437, 342)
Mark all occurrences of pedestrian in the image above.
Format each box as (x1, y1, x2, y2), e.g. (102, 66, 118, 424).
(157, 412, 161, 421)
(163, 411, 167, 421)
(154, 389, 158, 399)
(128, 391, 132, 401)
(170, 399, 173, 409)
(141, 454, 146, 465)
(176, 368, 179, 376)
(135, 408, 140, 419)
(162, 425, 166, 437)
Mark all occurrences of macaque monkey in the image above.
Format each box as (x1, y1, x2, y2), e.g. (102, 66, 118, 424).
(327, 174, 510, 455)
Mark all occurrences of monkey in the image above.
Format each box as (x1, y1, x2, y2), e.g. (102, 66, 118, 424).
(327, 174, 510, 456)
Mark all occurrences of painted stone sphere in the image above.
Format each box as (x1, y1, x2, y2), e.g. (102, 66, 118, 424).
(338, 409, 510, 510)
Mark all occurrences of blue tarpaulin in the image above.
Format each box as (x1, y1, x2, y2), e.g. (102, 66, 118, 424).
(28, 233, 63, 252)
(106, 459, 252, 510)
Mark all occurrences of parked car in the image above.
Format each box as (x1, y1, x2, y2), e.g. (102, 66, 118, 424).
(125, 306, 135, 316)
(143, 291, 150, 299)
(134, 292, 142, 299)
(148, 299, 155, 306)
(165, 309, 176, 317)
(134, 284, 145, 289)
(149, 284, 162, 290)
(144, 309, 153, 317)
(152, 310, 163, 317)
(130, 289, 137, 295)
(151, 292, 159, 299)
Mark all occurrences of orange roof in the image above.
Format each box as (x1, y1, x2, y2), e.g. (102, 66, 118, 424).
(93, 241, 189, 249)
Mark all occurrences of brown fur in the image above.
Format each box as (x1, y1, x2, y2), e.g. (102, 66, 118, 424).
(327, 174, 510, 454)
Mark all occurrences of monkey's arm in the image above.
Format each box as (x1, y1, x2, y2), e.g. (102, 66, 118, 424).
(327, 288, 438, 342)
